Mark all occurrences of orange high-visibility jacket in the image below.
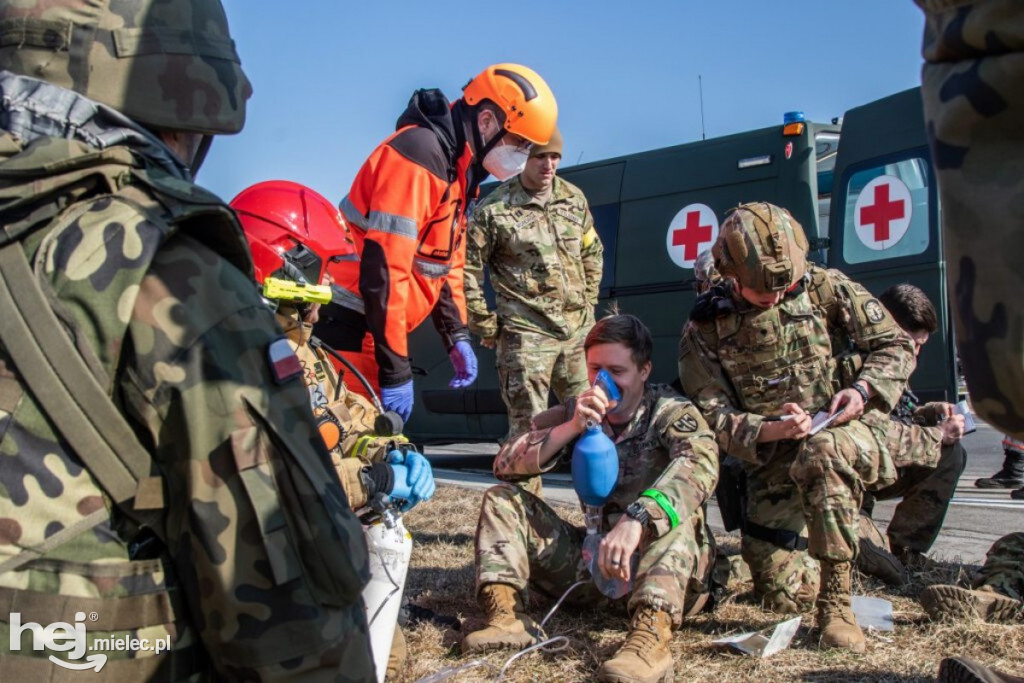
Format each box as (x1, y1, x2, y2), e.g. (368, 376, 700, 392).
(329, 89, 477, 386)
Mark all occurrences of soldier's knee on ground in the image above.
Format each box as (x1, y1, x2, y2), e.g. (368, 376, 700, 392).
(742, 539, 819, 613)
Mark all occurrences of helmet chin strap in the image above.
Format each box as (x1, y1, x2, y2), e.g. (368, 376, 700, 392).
(190, 135, 214, 177)
(472, 108, 508, 165)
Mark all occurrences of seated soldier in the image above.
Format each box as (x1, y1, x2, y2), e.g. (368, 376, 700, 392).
(462, 313, 718, 683)
(232, 180, 435, 681)
(857, 284, 967, 583)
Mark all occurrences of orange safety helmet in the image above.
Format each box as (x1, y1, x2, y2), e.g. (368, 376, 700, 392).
(231, 180, 356, 287)
(463, 63, 558, 145)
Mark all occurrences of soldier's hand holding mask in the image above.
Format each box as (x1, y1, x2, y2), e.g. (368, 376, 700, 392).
(573, 385, 613, 432)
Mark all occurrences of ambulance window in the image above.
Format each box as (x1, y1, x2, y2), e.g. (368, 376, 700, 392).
(841, 157, 930, 264)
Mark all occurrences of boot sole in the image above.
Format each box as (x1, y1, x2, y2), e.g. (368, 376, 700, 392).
(460, 636, 538, 655)
(920, 586, 1023, 623)
(938, 656, 1012, 683)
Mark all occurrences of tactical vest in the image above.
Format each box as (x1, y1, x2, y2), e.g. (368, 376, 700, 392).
(713, 289, 835, 415)
(0, 135, 254, 679)
(280, 311, 404, 464)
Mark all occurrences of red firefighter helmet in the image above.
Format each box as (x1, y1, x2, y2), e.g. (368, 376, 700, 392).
(230, 180, 356, 286)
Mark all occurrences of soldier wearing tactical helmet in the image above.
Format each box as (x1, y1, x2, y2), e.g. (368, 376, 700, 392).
(315, 64, 558, 423)
(679, 202, 918, 653)
(0, 1, 375, 679)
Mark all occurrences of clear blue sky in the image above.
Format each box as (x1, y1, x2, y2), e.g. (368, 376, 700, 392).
(203, 0, 927, 203)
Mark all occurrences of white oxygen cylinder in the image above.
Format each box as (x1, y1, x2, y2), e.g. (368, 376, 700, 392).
(362, 509, 412, 683)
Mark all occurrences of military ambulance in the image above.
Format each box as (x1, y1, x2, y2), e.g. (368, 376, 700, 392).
(404, 87, 956, 445)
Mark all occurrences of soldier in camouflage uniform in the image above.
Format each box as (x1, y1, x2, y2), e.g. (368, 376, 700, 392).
(463, 314, 717, 683)
(464, 128, 604, 444)
(920, 532, 1024, 623)
(679, 203, 917, 652)
(0, 1, 376, 679)
(916, 0, 1024, 441)
(858, 284, 967, 583)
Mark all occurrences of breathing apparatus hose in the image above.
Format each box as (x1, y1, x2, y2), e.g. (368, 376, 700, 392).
(309, 335, 385, 413)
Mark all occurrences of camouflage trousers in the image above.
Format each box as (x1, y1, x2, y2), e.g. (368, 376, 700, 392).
(497, 325, 588, 442)
(474, 483, 714, 626)
(742, 417, 911, 612)
(866, 441, 966, 553)
(973, 532, 1024, 601)
(919, 0, 1024, 439)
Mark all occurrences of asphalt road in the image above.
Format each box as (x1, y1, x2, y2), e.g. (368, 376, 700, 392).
(426, 418, 1020, 565)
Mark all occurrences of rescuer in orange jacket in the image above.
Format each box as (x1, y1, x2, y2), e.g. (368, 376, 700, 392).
(315, 64, 558, 421)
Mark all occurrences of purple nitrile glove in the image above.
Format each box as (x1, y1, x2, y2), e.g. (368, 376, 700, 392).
(448, 339, 478, 389)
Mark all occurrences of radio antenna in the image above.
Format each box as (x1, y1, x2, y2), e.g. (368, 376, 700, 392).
(699, 75, 706, 140)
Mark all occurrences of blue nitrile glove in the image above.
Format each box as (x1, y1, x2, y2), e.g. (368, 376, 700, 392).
(381, 380, 414, 422)
(387, 449, 436, 511)
(385, 463, 413, 504)
(448, 340, 478, 389)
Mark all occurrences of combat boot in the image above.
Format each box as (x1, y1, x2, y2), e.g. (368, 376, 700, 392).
(920, 584, 1023, 623)
(938, 656, 1024, 683)
(857, 517, 908, 586)
(1011, 487, 1024, 501)
(597, 606, 674, 683)
(816, 561, 866, 653)
(461, 584, 540, 654)
(975, 449, 1024, 489)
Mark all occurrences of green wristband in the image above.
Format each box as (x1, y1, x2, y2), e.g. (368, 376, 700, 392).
(640, 489, 680, 530)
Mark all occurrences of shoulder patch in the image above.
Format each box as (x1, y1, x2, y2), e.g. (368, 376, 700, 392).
(863, 299, 886, 324)
(674, 414, 699, 433)
(268, 338, 303, 384)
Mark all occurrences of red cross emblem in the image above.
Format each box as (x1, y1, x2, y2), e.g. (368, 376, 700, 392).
(672, 211, 713, 261)
(666, 204, 719, 268)
(859, 183, 905, 242)
(853, 176, 913, 251)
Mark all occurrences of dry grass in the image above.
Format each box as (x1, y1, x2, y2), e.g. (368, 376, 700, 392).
(397, 485, 1024, 682)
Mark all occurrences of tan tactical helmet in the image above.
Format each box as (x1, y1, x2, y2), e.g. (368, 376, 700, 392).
(713, 202, 809, 292)
(0, 0, 251, 135)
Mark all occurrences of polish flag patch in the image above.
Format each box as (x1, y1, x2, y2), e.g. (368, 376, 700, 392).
(268, 338, 302, 384)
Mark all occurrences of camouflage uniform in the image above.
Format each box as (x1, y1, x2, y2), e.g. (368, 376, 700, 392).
(0, 6, 374, 677)
(474, 385, 718, 626)
(860, 393, 966, 554)
(278, 307, 402, 507)
(465, 175, 603, 440)
(679, 265, 917, 611)
(916, 0, 1024, 439)
(972, 532, 1024, 601)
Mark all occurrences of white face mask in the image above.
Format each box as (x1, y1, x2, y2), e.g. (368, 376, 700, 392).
(482, 144, 529, 181)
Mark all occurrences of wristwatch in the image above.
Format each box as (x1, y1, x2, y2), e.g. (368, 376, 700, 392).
(850, 382, 870, 405)
(624, 500, 652, 528)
